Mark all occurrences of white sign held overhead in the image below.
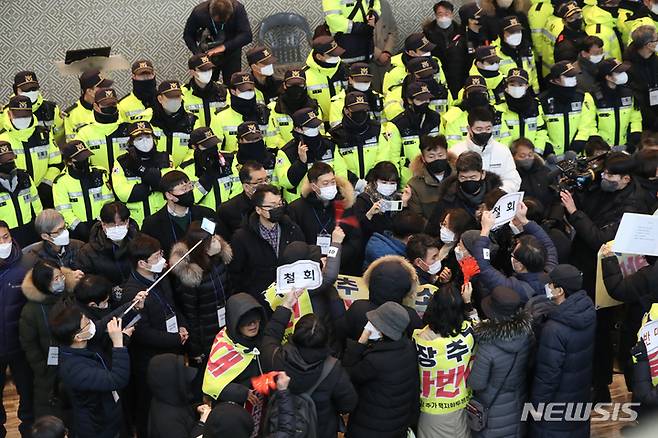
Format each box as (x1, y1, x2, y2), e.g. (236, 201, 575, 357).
(613, 213, 658, 256)
(491, 192, 524, 229)
(276, 260, 323, 294)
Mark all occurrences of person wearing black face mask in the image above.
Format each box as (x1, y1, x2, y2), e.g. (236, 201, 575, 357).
(53, 140, 114, 242)
(329, 63, 384, 128)
(330, 92, 385, 186)
(235, 122, 276, 170)
(229, 184, 305, 303)
(112, 122, 173, 227)
(118, 59, 158, 123)
(407, 134, 453, 220)
(141, 170, 224, 257)
(510, 138, 554, 208)
(182, 54, 229, 128)
(180, 126, 240, 211)
(267, 68, 321, 148)
(542, 2, 587, 78)
(386, 81, 441, 184)
(497, 69, 551, 154)
(275, 108, 344, 202)
(75, 88, 131, 172)
(0, 141, 41, 246)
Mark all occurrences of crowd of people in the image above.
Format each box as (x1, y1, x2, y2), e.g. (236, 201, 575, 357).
(2, 0, 658, 437)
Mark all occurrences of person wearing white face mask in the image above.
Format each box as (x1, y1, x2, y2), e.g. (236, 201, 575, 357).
(182, 54, 228, 128)
(0, 94, 62, 210)
(25, 209, 86, 271)
(288, 162, 362, 272)
(329, 62, 383, 128)
(590, 58, 643, 151)
(74, 87, 133, 173)
(209, 71, 269, 154)
(9, 70, 64, 144)
(496, 16, 540, 95)
(150, 80, 198, 167)
(118, 59, 158, 124)
(52, 140, 115, 242)
(322, 0, 381, 65)
(304, 36, 349, 122)
(574, 36, 606, 96)
(408, 234, 452, 286)
(470, 45, 507, 103)
(79, 202, 138, 286)
(49, 300, 131, 438)
(111, 121, 173, 227)
(246, 46, 281, 106)
(539, 60, 597, 157)
(122, 233, 189, 437)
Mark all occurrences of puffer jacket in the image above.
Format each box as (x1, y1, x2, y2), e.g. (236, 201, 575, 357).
(23, 239, 85, 270)
(467, 311, 534, 438)
(530, 291, 596, 437)
(170, 238, 232, 359)
(78, 220, 139, 286)
(0, 241, 30, 355)
(363, 231, 406, 270)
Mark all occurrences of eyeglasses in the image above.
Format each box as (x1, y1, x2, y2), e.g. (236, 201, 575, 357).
(48, 223, 69, 236)
(259, 201, 284, 210)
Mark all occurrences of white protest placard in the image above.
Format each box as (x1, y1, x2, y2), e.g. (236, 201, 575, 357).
(640, 319, 658, 362)
(491, 191, 524, 229)
(612, 213, 658, 256)
(276, 260, 322, 293)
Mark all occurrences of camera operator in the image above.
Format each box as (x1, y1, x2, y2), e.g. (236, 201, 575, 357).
(560, 151, 651, 402)
(183, 0, 252, 83)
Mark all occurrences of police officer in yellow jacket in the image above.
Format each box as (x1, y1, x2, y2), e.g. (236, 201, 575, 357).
(5, 71, 65, 145)
(0, 141, 42, 246)
(117, 59, 157, 123)
(246, 46, 281, 106)
(591, 59, 643, 152)
(303, 36, 348, 122)
(497, 16, 540, 94)
(63, 69, 113, 140)
(330, 91, 385, 186)
(75, 88, 131, 171)
(382, 33, 441, 98)
(442, 75, 510, 148)
(583, 0, 624, 60)
(621, 0, 658, 45)
(210, 72, 269, 153)
(528, 0, 554, 65)
(182, 54, 228, 127)
(180, 126, 239, 210)
(383, 57, 450, 122)
(52, 140, 114, 241)
(495, 69, 550, 153)
(0, 95, 62, 208)
(322, 0, 381, 63)
(384, 81, 440, 184)
(235, 121, 278, 182)
(275, 108, 347, 202)
(539, 61, 597, 156)
(468, 45, 506, 103)
(329, 62, 384, 127)
(266, 68, 322, 149)
(111, 121, 172, 226)
(542, 2, 588, 77)
(150, 80, 199, 167)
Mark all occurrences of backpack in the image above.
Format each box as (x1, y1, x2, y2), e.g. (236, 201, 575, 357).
(263, 356, 337, 437)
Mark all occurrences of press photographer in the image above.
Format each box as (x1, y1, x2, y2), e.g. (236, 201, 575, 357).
(183, 0, 253, 83)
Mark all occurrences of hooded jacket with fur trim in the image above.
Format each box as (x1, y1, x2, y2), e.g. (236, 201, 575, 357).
(287, 176, 363, 275)
(335, 255, 423, 345)
(467, 311, 534, 438)
(170, 238, 233, 358)
(19, 266, 79, 415)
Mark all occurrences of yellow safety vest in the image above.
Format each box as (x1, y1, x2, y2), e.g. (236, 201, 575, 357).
(413, 322, 475, 414)
(264, 283, 314, 342)
(638, 303, 658, 386)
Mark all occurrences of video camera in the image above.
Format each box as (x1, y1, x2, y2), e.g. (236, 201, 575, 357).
(550, 152, 608, 193)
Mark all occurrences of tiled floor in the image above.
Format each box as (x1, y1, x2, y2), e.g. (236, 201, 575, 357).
(0, 373, 637, 437)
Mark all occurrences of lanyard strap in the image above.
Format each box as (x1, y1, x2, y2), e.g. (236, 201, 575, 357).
(131, 272, 174, 315)
(167, 212, 191, 243)
(40, 304, 53, 343)
(312, 208, 333, 234)
(209, 266, 227, 306)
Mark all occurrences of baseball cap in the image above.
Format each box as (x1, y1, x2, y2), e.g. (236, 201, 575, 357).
(7, 95, 32, 116)
(407, 57, 437, 77)
(190, 127, 221, 149)
(312, 36, 346, 57)
(349, 62, 373, 80)
(237, 122, 263, 142)
(283, 68, 306, 86)
(246, 46, 276, 65)
(188, 54, 214, 71)
(94, 88, 118, 106)
(507, 68, 529, 84)
(463, 75, 488, 93)
(404, 33, 436, 53)
(230, 72, 255, 91)
(598, 58, 631, 77)
(475, 45, 501, 63)
(0, 141, 16, 164)
(131, 59, 155, 75)
(502, 16, 523, 33)
(550, 61, 579, 79)
(292, 108, 323, 128)
(79, 69, 113, 90)
(61, 140, 93, 161)
(556, 1, 582, 19)
(13, 71, 39, 90)
(405, 81, 432, 101)
(129, 121, 154, 138)
(345, 91, 370, 112)
(158, 80, 183, 98)
(459, 2, 483, 23)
